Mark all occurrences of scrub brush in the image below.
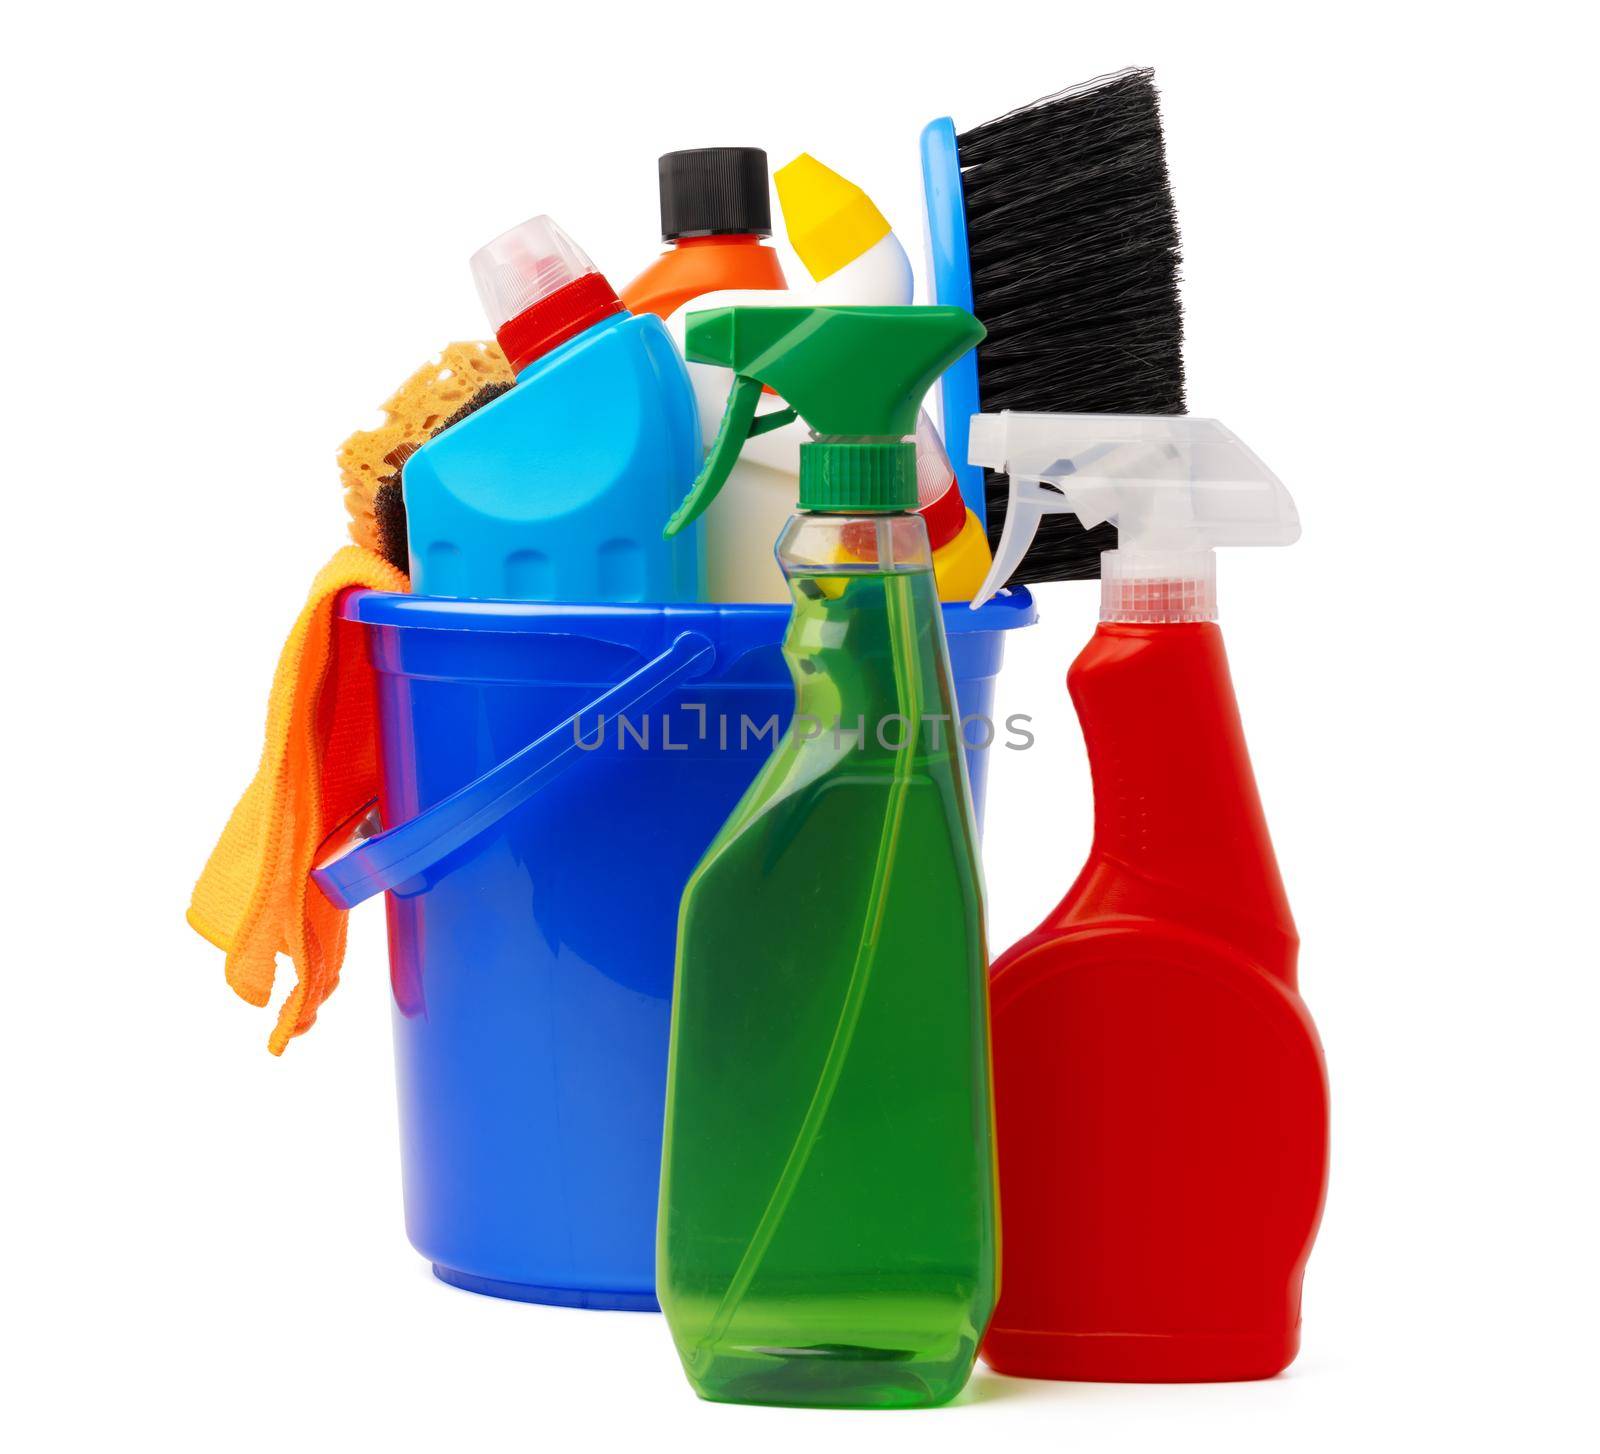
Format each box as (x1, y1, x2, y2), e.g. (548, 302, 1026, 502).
(339, 341, 514, 572)
(921, 66, 1185, 584)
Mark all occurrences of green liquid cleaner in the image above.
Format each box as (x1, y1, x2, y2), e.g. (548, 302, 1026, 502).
(657, 306, 998, 1408)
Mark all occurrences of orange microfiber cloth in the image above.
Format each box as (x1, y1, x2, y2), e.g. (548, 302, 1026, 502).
(189, 545, 408, 1054)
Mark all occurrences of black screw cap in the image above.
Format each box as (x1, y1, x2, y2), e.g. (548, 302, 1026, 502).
(658, 148, 771, 240)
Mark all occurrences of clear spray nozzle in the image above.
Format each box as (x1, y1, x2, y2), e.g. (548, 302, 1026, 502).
(968, 412, 1299, 620)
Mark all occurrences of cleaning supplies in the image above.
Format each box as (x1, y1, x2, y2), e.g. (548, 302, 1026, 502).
(915, 409, 994, 601)
(188, 545, 410, 1054)
(921, 66, 1185, 575)
(657, 306, 996, 1408)
(621, 148, 786, 318)
(664, 155, 918, 602)
(968, 412, 1329, 1382)
(401, 215, 704, 600)
(339, 342, 515, 573)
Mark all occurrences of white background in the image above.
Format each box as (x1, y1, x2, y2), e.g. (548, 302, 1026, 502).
(4, 2, 1597, 1449)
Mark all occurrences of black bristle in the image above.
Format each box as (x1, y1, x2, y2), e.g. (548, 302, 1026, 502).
(372, 381, 516, 576)
(435, 379, 513, 435)
(373, 476, 410, 574)
(958, 67, 1185, 583)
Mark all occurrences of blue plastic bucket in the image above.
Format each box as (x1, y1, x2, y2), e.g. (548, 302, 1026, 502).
(316, 589, 1035, 1311)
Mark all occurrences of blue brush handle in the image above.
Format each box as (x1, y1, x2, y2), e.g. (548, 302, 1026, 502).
(920, 116, 985, 530)
(312, 630, 717, 909)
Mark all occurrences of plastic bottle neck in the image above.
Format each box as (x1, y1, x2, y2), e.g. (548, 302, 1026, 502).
(1100, 547, 1218, 624)
(1062, 621, 1297, 978)
(779, 510, 931, 577)
(668, 233, 768, 249)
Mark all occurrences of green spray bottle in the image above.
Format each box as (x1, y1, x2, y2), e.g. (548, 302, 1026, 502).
(658, 306, 996, 1409)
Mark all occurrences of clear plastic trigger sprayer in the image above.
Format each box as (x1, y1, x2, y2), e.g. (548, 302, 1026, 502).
(968, 413, 1300, 618)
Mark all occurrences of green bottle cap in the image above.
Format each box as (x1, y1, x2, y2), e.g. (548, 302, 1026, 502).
(663, 305, 984, 535)
(799, 440, 914, 512)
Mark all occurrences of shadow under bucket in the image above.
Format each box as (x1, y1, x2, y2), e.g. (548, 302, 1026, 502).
(315, 589, 1036, 1311)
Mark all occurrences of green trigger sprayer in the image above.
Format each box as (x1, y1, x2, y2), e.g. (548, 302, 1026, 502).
(656, 305, 1000, 1409)
(664, 304, 984, 537)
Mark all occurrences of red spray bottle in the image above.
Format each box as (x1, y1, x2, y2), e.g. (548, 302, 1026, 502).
(968, 413, 1329, 1382)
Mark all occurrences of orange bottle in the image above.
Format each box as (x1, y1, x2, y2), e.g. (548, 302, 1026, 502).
(622, 148, 786, 319)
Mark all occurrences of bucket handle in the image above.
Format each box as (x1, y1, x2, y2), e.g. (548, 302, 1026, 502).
(312, 630, 716, 910)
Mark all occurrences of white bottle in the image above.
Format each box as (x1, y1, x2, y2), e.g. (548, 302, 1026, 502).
(667, 154, 914, 602)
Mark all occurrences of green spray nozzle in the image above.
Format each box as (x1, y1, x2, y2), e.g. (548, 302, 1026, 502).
(663, 305, 984, 537)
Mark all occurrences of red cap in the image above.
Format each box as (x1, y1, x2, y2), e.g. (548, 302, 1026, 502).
(919, 475, 968, 552)
(495, 272, 624, 374)
(470, 215, 626, 374)
(915, 411, 968, 551)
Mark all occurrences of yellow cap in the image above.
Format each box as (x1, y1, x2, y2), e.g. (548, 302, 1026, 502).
(774, 153, 892, 282)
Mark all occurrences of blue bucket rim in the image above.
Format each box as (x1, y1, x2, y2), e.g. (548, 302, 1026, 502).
(339, 587, 1036, 638)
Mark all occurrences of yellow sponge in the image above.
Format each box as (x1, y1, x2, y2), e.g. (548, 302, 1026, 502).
(774, 153, 892, 282)
(339, 342, 514, 561)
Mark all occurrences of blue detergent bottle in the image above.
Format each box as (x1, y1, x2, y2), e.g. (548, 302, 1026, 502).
(403, 215, 705, 600)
